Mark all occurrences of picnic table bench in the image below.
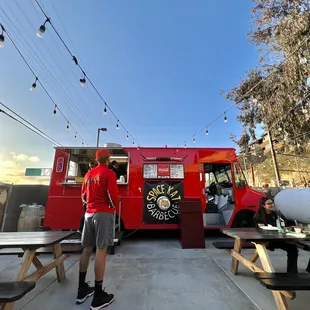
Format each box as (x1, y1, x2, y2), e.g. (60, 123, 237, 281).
(254, 273, 310, 291)
(0, 231, 75, 310)
(0, 282, 35, 303)
(220, 228, 310, 310)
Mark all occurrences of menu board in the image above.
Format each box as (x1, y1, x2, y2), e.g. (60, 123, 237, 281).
(143, 164, 184, 179)
(170, 164, 184, 179)
(143, 164, 157, 179)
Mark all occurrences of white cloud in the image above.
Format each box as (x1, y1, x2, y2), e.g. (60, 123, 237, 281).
(0, 152, 47, 185)
(12, 154, 29, 161)
(11, 153, 41, 162)
(28, 156, 40, 162)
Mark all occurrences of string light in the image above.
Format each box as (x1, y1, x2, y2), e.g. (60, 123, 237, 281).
(178, 35, 310, 147)
(33, 0, 140, 146)
(103, 104, 107, 115)
(74, 132, 77, 139)
(37, 18, 50, 38)
(0, 21, 88, 145)
(30, 77, 38, 91)
(80, 71, 86, 87)
(116, 121, 119, 129)
(184, 144, 187, 148)
(0, 24, 5, 48)
(224, 113, 228, 123)
(193, 136, 196, 143)
(66, 121, 70, 131)
(126, 133, 129, 139)
(205, 128, 209, 136)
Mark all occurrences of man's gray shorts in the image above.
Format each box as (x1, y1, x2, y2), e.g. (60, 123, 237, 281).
(81, 212, 114, 249)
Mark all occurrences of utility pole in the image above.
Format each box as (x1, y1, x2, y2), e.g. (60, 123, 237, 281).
(267, 129, 281, 186)
(96, 128, 107, 147)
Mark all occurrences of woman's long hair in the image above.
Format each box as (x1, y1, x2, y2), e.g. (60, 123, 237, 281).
(253, 197, 274, 225)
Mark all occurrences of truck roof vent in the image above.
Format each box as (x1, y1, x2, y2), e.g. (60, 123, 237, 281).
(103, 143, 122, 148)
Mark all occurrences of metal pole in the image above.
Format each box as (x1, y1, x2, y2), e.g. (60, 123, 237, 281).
(242, 154, 249, 181)
(96, 128, 101, 147)
(267, 129, 281, 186)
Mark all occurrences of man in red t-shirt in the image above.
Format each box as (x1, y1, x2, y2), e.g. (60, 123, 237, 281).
(76, 149, 118, 309)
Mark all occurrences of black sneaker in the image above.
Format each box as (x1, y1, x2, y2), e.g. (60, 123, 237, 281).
(76, 282, 95, 305)
(90, 289, 115, 310)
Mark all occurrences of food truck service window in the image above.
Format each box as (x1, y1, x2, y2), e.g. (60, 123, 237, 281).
(64, 148, 129, 184)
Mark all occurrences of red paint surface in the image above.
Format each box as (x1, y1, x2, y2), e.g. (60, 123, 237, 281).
(44, 147, 263, 230)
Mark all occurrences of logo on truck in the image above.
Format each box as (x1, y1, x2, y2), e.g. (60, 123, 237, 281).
(143, 182, 184, 224)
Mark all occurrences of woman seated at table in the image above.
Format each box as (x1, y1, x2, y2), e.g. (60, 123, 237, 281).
(253, 197, 298, 273)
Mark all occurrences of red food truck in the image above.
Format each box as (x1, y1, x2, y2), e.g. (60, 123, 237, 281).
(44, 144, 264, 231)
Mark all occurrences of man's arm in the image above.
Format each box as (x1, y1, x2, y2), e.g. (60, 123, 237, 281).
(81, 178, 87, 203)
(107, 171, 119, 208)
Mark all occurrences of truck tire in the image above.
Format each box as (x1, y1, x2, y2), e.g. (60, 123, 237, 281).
(232, 211, 255, 228)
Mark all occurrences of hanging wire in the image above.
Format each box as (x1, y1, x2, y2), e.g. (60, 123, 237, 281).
(0, 2, 98, 141)
(179, 35, 310, 147)
(0, 101, 61, 146)
(34, 0, 140, 145)
(0, 21, 88, 146)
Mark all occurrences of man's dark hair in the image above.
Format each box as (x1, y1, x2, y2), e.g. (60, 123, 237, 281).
(111, 160, 117, 165)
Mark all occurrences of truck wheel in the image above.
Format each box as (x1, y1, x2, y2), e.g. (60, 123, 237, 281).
(233, 212, 255, 228)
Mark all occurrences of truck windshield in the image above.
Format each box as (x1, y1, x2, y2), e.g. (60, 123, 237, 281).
(205, 163, 232, 188)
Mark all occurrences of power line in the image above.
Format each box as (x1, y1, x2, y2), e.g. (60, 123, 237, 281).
(0, 21, 89, 146)
(0, 106, 61, 146)
(34, 0, 140, 146)
(178, 35, 310, 147)
(0, 2, 97, 140)
(0, 101, 61, 146)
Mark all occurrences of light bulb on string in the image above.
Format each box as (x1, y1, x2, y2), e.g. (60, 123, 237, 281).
(66, 121, 70, 131)
(82, 141, 84, 146)
(80, 71, 86, 87)
(30, 77, 38, 91)
(205, 128, 209, 136)
(53, 105, 57, 115)
(224, 114, 228, 123)
(74, 132, 77, 139)
(103, 104, 107, 115)
(37, 18, 50, 38)
(132, 141, 135, 145)
(193, 136, 196, 143)
(116, 121, 119, 129)
(252, 97, 258, 104)
(126, 133, 129, 140)
(0, 24, 5, 48)
(184, 144, 187, 148)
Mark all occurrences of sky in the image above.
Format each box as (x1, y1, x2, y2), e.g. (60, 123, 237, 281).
(0, 0, 258, 184)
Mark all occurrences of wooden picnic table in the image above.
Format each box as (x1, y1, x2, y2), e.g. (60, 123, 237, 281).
(0, 231, 75, 310)
(221, 228, 310, 310)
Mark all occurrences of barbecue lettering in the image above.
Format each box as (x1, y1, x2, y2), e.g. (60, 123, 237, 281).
(147, 203, 179, 220)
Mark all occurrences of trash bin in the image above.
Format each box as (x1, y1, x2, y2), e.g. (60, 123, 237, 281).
(179, 199, 205, 249)
(17, 203, 45, 232)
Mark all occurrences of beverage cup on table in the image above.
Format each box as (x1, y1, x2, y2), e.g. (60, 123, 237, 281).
(294, 226, 302, 233)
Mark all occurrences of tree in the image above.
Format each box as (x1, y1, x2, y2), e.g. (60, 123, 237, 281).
(226, 0, 310, 153)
